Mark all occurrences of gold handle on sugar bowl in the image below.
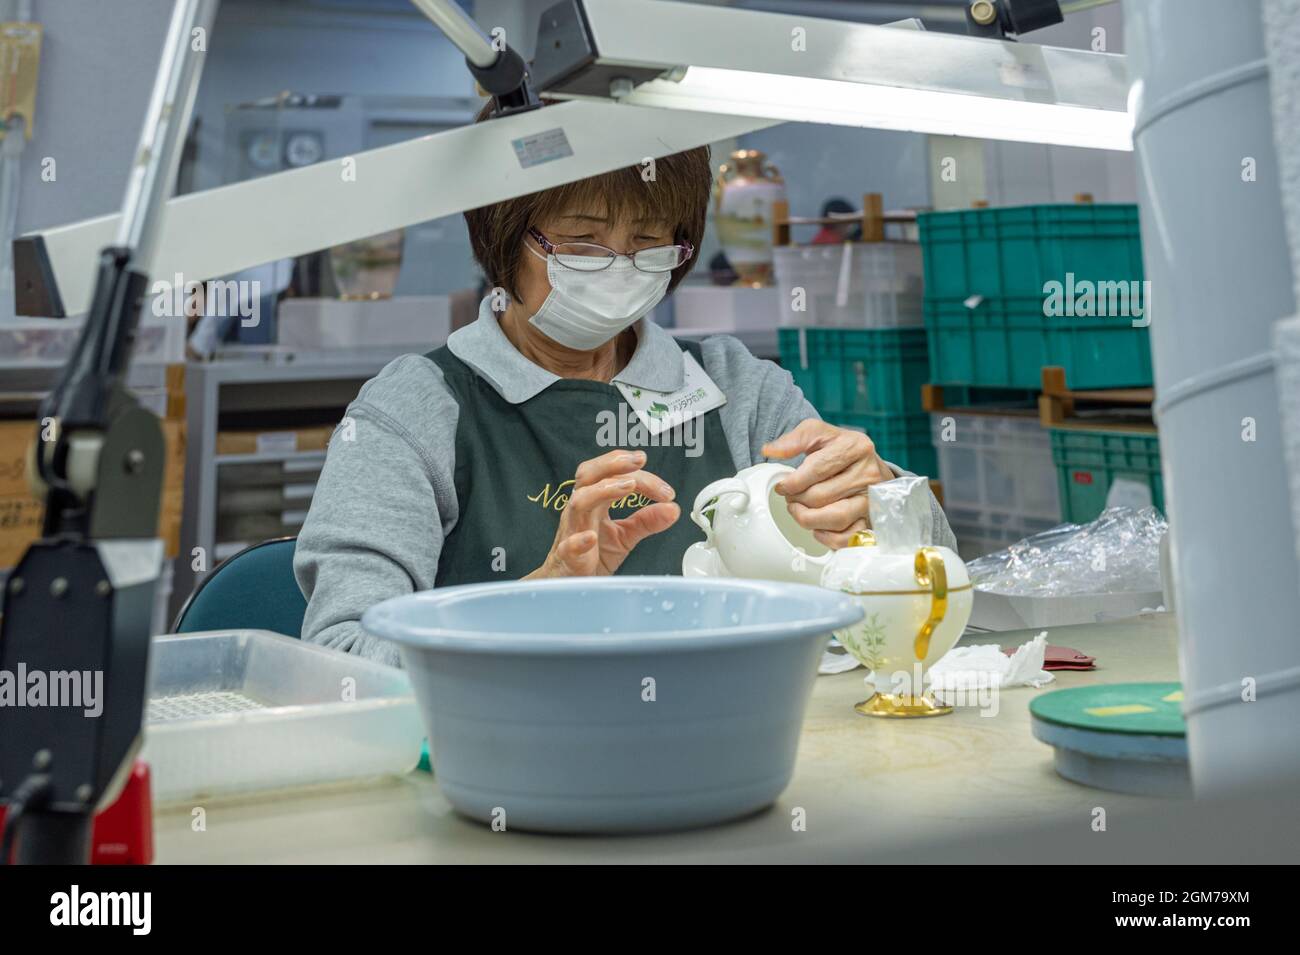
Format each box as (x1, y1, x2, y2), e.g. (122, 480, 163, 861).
(912, 547, 948, 661)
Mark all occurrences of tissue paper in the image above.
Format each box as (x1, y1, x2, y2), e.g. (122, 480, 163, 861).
(926, 631, 1055, 695)
(819, 640, 863, 675)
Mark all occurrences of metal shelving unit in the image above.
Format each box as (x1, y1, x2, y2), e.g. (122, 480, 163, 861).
(175, 346, 423, 622)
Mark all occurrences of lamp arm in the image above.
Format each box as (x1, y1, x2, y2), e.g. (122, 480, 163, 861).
(38, 0, 216, 521)
(409, 0, 540, 116)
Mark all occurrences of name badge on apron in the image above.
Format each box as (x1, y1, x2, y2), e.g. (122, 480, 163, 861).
(614, 351, 727, 436)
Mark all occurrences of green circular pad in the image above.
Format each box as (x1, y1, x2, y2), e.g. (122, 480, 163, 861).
(1030, 682, 1186, 737)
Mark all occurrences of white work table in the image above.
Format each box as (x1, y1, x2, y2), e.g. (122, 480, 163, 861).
(148, 613, 1249, 864)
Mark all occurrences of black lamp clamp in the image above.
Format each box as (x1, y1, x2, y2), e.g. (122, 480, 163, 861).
(470, 43, 540, 118)
(408, 0, 539, 117)
(965, 0, 1064, 39)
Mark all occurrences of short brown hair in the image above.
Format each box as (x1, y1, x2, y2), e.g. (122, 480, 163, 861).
(463, 100, 711, 302)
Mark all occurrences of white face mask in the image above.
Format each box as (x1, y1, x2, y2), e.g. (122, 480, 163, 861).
(525, 244, 671, 351)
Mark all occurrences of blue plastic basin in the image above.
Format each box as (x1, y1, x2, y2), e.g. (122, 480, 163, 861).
(361, 576, 862, 833)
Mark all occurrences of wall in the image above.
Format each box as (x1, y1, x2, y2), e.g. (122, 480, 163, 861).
(723, 3, 1137, 252)
(982, 2, 1138, 204)
(189, 0, 474, 192)
(732, 124, 931, 238)
(10, 0, 170, 237)
(190, 0, 483, 295)
(6, 0, 483, 292)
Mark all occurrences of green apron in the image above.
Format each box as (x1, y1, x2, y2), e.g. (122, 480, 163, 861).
(428, 339, 735, 585)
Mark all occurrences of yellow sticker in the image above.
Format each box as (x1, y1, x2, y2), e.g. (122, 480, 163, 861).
(1162, 690, 1184, 703)
(1085, 703, 1156, 717)
(0, 23, 43, 140)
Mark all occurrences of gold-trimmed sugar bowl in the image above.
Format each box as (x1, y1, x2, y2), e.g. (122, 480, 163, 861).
(820, 531, 973, 718)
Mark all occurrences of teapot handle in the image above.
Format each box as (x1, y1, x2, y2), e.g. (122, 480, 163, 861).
(691, 477, 749, 542)
(912, 546, 949, 661)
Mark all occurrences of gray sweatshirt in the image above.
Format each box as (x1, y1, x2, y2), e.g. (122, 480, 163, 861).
(294, 299, 957, 665)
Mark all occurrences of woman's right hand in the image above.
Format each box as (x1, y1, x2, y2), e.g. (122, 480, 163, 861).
(526, 449, 679, 578)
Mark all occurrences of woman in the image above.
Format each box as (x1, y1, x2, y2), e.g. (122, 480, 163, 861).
(295, 117, 956, 665)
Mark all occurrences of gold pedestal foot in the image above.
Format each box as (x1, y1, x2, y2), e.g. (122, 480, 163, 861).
(854, 692, 953, 718)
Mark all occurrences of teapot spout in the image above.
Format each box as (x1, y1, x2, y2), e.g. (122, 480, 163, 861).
(682, 541, 729, 577)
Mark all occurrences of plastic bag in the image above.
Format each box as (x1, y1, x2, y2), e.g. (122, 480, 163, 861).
(867, 475, 934, 551)
(965, 506, 1167, 597)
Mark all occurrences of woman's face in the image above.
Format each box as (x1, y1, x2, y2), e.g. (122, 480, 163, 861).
(513, 207, 674, 316)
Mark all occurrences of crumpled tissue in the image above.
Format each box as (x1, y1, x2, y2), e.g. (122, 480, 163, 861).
(820, 630, 1058, 684)
(819, 639, 861, 675)
(926, 631, 1055, 697)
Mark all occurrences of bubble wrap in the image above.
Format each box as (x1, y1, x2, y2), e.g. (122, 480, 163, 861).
(965, 506, 1167, 598)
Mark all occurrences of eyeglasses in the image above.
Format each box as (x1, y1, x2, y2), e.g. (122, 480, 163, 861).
(528, 227, 693, 273)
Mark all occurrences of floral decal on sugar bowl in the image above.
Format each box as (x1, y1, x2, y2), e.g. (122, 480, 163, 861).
(837, 611, 889, 673)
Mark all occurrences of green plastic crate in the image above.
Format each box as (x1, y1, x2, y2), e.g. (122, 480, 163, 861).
(1050, 428, 1163, 524)
(778, 327, 929, 415)
(924, 296, 1153, 390)
(918, 203, 1144, 301)
(931, 384, 1038, 410)
(825, 411, 938, 478)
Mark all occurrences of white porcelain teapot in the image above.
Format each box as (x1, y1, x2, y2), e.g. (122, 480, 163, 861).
(818, 477, 972, 718)
(682, 462, 832, 585)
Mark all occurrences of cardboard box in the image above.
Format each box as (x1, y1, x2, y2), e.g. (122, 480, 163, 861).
(158, 419, 186, 559)
(215, 424, 334, 457)
(0, 494, 43, 569)
(0, 418, 186, 569)
(165, 363, 186, 420)
(0, 420, 38, 498)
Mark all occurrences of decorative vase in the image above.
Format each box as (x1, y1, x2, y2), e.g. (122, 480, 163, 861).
(714, 149, 785, 288)
(328, 229, 404, 300)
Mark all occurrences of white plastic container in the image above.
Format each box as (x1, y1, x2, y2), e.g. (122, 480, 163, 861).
(0, 314, 185, 367)
(773, 242, 924, 328)
(142, 630, 424, 804)
(947, 504, 1060, 562)
(670, 285, 781, 331)
(1279, 315, 1300, 578)
(931, 412, 1061, 525)
(1131, 0, 1300, 794)
(275, 295, 450, 349)
(970, 588, 1165, 632)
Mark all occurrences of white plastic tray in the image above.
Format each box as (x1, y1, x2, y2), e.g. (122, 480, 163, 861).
(142, 629, 423, 805)
(970, 589, 1166, 631)
(948, 505, 1060, 561)
(773, 242, 924, 328)
(931, 412, 1061, 524)
(275, 295, 451, 349)
(0, 315, 184, 368)
(670, 284, 782, 331)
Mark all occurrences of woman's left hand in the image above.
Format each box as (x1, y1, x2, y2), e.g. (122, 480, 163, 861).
(761, 418, 893, 549)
